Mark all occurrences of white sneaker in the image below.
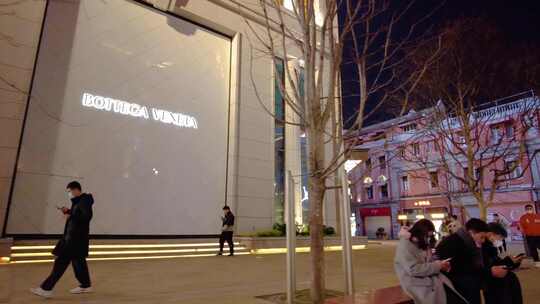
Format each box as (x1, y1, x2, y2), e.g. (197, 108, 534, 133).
(70, 286, 93, 294)
(30, 287, 52, 298)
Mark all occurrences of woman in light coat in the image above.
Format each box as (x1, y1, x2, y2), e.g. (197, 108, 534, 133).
(394, 219, 467, 304)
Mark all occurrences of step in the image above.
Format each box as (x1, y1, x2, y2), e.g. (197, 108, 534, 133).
(8, 239, 248, 264)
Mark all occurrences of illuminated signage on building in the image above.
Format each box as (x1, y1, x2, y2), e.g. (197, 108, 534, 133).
(414, 200, 431, 207)
(81, 93, 198, 129)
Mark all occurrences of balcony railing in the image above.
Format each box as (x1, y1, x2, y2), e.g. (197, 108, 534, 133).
(445, 95, 540, 128)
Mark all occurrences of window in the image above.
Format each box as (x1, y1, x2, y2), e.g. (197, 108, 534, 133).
(475, 167, 483, 180)
(505, 124, 514, 138)
(505, 160, 522, 179)
(401, 176, 410, 193)
(366, 186, 374, 199)
(429, 171, 439, 188)
(380, 184, 389, 198)
(274, 58, 286, 223)
(399, 147, 406, 158)
(366, 158, 372, 171)
(401, 123, 417, 132)
(491, 126, 502, 143)
(379, 155, 386, 170)
(413, 143, 420, 156)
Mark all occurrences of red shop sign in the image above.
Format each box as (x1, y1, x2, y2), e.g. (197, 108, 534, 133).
(359, 207, 391, 217)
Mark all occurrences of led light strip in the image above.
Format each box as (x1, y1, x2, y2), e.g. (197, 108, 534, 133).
(6, 252, 251, 264)
(251, 245, 367, 254)
(11, 242, 241, 250)
(11, 247, 247, 257)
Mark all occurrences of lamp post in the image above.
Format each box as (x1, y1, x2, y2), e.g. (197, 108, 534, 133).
(341, 148, 368, 295)
(285, 170, 296, 304)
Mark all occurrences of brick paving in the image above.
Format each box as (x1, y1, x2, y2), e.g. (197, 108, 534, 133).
(0, 242, 538, 303)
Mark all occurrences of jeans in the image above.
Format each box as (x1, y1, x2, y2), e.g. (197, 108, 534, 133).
(219, 231, 234, 254)
(41, 256, 91, 291)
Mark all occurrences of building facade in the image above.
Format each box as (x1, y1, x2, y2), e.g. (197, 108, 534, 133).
(349, 94, 540, 240)
(0, 0, 339, 237)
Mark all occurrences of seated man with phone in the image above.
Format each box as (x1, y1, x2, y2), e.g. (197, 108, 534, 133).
(482, 222, 524, 304)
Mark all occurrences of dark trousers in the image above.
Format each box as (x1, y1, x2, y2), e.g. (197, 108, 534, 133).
(444, 285, 468, 304)
(484, 272, 523, 304)
(525, 236, 540, 261)
(451, 275, 482, 304)
(219, 231, 234, 254)
(41, 256, 91, 291)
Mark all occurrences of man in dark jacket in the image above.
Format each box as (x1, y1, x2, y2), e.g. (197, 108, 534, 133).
(483, 222, 524, 304)
(31, 181, 94, 298)
(436, 218, 489, 304)
(217, 205, 234, 256)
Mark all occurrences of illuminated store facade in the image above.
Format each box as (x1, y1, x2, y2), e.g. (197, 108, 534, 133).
(0, 0, 338, 237)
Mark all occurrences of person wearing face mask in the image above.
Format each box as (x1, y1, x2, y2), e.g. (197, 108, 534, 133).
(435, 218, 489, 304)
(30, 181, 94, 298)
(394, 219, 468, 304)
(482, 222, 524, 304)
(491, 214, 508, 254)
(519, 204, 540, 265)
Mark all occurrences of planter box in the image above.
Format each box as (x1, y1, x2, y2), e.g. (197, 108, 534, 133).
(236, 236, 368, 253)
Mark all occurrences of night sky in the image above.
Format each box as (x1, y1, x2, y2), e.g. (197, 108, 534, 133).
(340, 0, 540, 127)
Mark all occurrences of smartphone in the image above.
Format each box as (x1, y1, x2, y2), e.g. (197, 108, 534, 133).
(515, 253, 525, 258)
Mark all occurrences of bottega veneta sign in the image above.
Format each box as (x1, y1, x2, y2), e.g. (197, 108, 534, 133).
(81, 92, 198, 129)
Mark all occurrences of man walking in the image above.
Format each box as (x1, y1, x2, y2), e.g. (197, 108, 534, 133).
(519, 204, 540, 266)
(217, 205, 234, 256)
(31, 181, 94, 298)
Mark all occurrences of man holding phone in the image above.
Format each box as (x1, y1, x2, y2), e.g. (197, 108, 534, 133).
(436, 218, 489, 304)
(482, 222, 524, 304)
(30, 181, 94, 298)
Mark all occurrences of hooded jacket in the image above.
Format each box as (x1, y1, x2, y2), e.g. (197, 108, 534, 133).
(53, 193, 94, 258)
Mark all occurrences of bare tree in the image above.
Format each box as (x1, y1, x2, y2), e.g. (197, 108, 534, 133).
(243, 1, 442, 302)
(400, 92, 539, 221)
(394, 18, 540, 221)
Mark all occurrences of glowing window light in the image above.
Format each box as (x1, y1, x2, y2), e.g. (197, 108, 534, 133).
(397, 215, 408, 220)
(431, 213, 445, 219)
(416, 214, 425, 219)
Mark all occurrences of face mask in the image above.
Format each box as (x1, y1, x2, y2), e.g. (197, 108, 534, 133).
(67, 191, 74, 199)
(493, 240, 503, 248)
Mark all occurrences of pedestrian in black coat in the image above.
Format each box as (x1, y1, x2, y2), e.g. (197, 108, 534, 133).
(31, 181, 94, 298)
(483, 223, 524, 304)
(435, 218, 490, 304)
(217, 205, 235, 256)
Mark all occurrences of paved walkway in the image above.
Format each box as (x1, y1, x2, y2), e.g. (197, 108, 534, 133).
(0, 242, 538, 303)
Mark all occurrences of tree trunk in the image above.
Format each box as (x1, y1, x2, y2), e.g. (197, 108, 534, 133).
(309, 175, 326, 303)
(307, 122, 326, 303)
(478, 203, 487, 221)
